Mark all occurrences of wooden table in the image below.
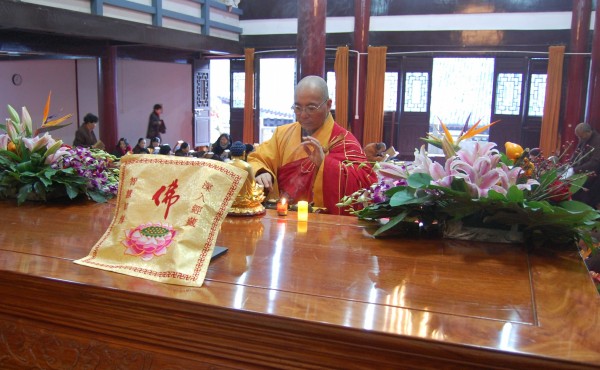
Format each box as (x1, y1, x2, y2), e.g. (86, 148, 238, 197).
(0, 200, 599, 369)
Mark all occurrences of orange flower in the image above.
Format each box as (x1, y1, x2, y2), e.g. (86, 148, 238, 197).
(7, 141, 17, 153)
(505, 142, 524, 161)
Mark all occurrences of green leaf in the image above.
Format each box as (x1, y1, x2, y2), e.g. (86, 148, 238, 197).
(88, 190, 109, 203)
(373, 210, 410, 236)
(559, 199, 596, 213)
(0, 149, 21, 162)
(407, 173, 432, 188)
(64, 183, 80, 199)
(15, 160, 35, 173)
(568, 174, 588, 195)
(506, 186, 524, 202)
(16, 184, 32, 205)
(447, 177, 468, 194)
(486, 189, 507, 201)
(389, 189, 417, 206)
(523, 200, 554, 212)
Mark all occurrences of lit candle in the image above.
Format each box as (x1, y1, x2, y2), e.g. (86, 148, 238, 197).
(297, 200, 308, 222)
(277, 197, 288, 216)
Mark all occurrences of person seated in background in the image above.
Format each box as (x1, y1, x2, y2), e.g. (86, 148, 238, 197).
(132, 137, 150, 154)
(113, 138, 132, 158)
(73, 113, 101, 148)
(212, 133, 232, 160)
(174, 142, 191, 157)
(247, 75, 377, 215)
(158, 144, 172, 155)
(149, 137, 161, 154)
(364, 142, 387, 162)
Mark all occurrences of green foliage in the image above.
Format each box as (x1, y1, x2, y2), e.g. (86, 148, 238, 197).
(344, 172, 600, 251)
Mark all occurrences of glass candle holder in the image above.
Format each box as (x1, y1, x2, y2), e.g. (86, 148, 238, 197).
(277, 198, 288, 216)
(297, 200, 308, 222)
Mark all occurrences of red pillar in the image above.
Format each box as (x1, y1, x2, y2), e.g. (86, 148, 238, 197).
(296, 0, 326, 80)
(98, 46, 119, 150)
(351, 0, 370, 144)
(585, 3, 600, 130)
(562, 0, 591, 150)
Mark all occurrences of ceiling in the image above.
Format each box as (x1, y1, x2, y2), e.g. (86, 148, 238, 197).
(0, 1, 243, 63)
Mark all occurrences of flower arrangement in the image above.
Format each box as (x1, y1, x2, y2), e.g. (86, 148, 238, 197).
(339, 120, 600, 251)
(0, 93, 119, 205)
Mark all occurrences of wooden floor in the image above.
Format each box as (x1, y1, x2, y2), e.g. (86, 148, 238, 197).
(0, 199, 599, 369)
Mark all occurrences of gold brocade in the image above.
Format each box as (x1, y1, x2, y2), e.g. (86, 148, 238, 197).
(75, 155, 248, 287)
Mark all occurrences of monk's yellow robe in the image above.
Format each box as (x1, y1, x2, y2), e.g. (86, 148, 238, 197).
(247, 114, 377, 215)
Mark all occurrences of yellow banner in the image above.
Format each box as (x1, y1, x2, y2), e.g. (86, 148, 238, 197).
(75, 155, 247, 286)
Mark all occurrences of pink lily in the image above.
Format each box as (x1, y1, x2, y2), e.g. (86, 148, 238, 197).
(22, 133, 53, 152)
(0, 134, 9, 150)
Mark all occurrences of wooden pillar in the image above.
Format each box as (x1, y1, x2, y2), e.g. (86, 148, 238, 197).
(562, 0, 591, 149)
(351, 0, 370, 144)
(98, 45, 118, 150)
(585, 3, 600, 130)
(296, 0, 326, 80)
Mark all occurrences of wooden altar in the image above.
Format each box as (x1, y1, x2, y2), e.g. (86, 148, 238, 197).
(0, 200, 599, 369)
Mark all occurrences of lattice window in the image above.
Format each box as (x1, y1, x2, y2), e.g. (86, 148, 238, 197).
(403, 72, 428, 112)
(195, 72, 209, 108)
(495, 73, 522, 115)
(528, 73, 547, 117)
(232, 72, 245, 108)
(384, 72, 398, 112)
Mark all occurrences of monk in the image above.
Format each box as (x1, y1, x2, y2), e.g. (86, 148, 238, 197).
(248, 75, 377, 215)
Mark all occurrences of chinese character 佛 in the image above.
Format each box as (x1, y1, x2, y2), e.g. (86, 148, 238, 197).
(152, 179, 180, 219)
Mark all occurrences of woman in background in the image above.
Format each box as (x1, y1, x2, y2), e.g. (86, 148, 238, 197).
(174, 142, 191, 157)
(211, 133, 232, 160)
(113, 138, 132, 158)
(149, 137, 161, 154)
(132, 137, 150, 154)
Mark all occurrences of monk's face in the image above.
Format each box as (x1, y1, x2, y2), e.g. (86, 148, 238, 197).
(294, 86, 331, 135)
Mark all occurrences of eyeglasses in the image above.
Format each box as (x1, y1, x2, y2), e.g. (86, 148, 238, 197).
(291, 99, 328, 115)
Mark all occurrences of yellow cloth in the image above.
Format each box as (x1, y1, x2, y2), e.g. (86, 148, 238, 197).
(247, 114, 335, 207)
(75, 155, 248, 286)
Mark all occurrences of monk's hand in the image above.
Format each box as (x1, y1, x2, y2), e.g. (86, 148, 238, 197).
(255, 172, 274, 192)
(301, 136, 325, 167)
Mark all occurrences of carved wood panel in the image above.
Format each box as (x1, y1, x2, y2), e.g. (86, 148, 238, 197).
(0, 318, 231, 370)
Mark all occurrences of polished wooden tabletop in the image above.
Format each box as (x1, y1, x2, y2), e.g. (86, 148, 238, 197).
(0, 199, 599, 369)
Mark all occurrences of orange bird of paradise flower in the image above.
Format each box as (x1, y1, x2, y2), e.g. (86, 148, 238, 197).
(34, 91, 73, 136)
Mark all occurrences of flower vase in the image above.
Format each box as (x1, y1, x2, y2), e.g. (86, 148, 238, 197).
(443, 219, 524, 244)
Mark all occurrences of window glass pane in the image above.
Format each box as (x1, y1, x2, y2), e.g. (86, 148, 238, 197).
(403, 72, 428, 112)
(209, 60, 231, 143)
(495, 73, 522, 115)
(528, 73, 547, 117)
(232, 72, 245, 108)
(259, 58, 296, 142)
(429, 58, 494, 155)
(326, 71, 336, 110)
(384, 72, 398, 111)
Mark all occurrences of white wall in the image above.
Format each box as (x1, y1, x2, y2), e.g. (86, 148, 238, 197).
(118, 60, 193, 149)
(1, 59, 79, 146)
(76, 58, 100, 129)
(0, 58, 193, 149)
